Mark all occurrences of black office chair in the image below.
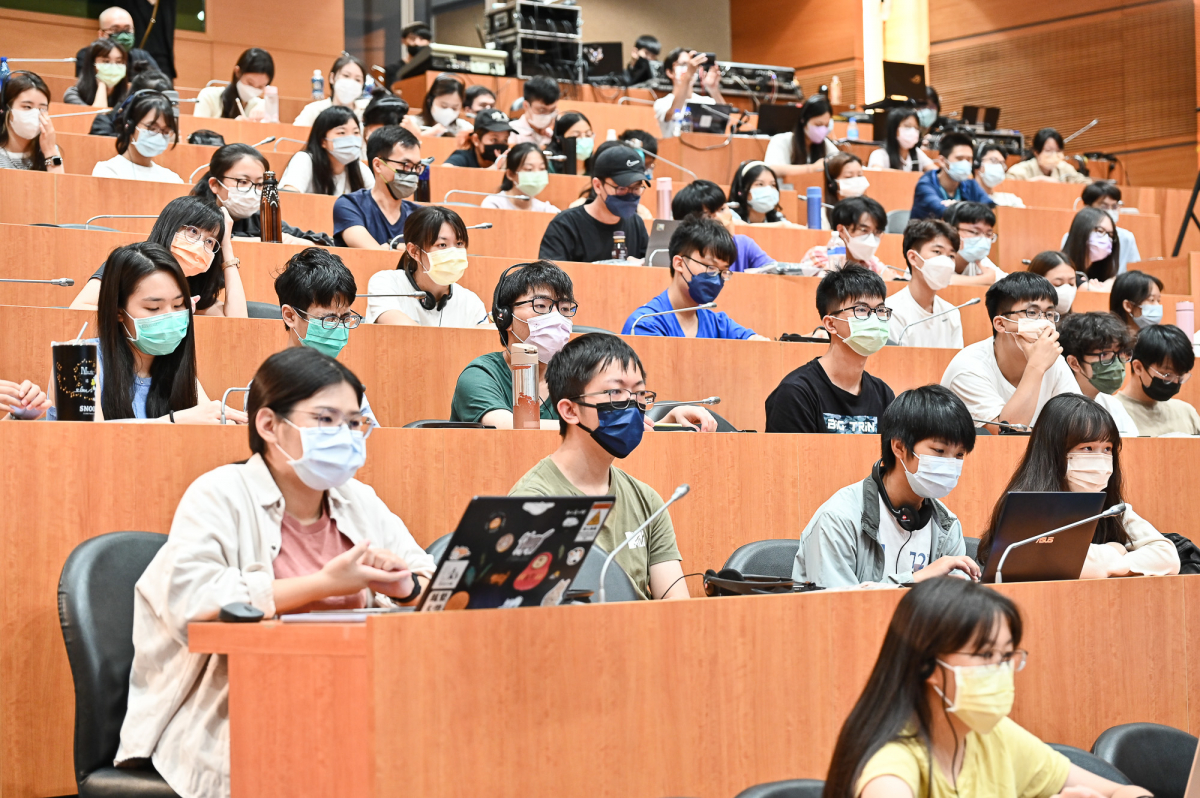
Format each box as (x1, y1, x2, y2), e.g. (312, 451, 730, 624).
(58, 531, 180, 798)
(735, 778, 825, 798)
(402, 420, 492, 429)
(246, 301, 283, 320)
(1092, 723, 1198, 798)
(963, 537, 980, 561)
(647, 403, 741, 432)
(425, 532, 451, 562)
(1047, 744, 1129, 784)
(723, 539, 800, 579)
(572, 325, 614, 335)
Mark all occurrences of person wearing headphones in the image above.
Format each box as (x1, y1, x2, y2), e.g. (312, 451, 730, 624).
(91, 89, 182, 182)
(793, 384, 981, 588)
(365, 205, 489, 327)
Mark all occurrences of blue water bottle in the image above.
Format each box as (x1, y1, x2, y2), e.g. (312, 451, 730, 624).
(0, 58, 10, 93)
(806, 186, 822, 229)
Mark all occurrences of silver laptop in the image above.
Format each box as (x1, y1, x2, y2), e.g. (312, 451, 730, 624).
(645, 219, 679, 268)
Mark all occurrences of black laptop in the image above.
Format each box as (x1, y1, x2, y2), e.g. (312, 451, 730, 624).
(756, 103, 803, 136)
(980, 491, 1107, 583)
(686, 101, 735, 134)
(883, 61, 927, 100)
(645, 219, 680, 268)
(962, 105, 1001, 131)
(583, 41, 623, 78)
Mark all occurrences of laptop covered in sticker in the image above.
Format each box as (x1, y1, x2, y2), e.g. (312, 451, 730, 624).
(417, 495, 616, 611)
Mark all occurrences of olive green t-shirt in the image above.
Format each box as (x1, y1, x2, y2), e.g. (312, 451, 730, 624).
(449, 351, 560, 423)
(508, 456, 682, 599)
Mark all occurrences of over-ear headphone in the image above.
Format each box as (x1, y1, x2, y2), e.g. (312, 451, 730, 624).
(872, 460, 934, 533)
(702, 567, 821, 597)
(404, 267, 451, 311)
(491, 261, 535, 338)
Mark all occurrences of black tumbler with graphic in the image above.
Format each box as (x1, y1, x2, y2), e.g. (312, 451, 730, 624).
(52, 342, 98, 421)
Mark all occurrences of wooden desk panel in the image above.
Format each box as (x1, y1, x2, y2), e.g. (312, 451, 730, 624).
(657, 134, 773, 187)
(994, 206, 1163, 269)
(58, 131, 218, 184)
(559, 98, 659, 140)
(788, 167, 921, 215)
(428, 164, 588, 212)
(731, 222, 906, 268)
(51, 173, 189, 233)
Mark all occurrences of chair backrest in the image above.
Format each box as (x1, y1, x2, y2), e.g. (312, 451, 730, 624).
(1048, 743, 1130, 785)
(246, 301, 283, 320)
(567, 544, 641, 601)
(723, 539, 800, 578)
(886, 209, 910, 234)
(402, 420, 492, 429)
(735, 778, 825, 798)
(963, 536, 980, 561)
(646, 403, 741, 432)
(425, 532, 452, 562)
(572, 325, 614, 335)
(58, 531, 168, 785)
(1093, 723, 1198, 798)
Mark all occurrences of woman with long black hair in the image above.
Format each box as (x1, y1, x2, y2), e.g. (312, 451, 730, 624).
(194, 47, 274, 119)
(65, 38, 131, 108)
(764, 93, 838, 178)
(280, 105, 373, 196)
(868, 107, 934, 172)
(1064, 206, 1121, 285)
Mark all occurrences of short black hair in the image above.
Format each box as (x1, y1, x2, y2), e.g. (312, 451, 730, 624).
(493, 260, 575, 348)
(634, 34, 661, 55)
(274, 247, 357, 321)
(974, 141, 1005, 168)
(399, 205, 469, 276)
(1133, 324, 1195, 374)
(943, 200, 995, 228)
(1032, 127, 1064, 154)
(524, 75, 560, 105)
(903, 218, 960, 258)
(367, 124, 419, 162)
(363, 91, 409, 127)
(663, 47, 689, 69)
(667, 216, 737, 276)
(402, 22, 432, 39)
(546, 333, 646, 436)
(829, 196, 887, 231)
(1058, 312, 1132, 362)
(619, 128, 658, 156)
(815, 264, 887, 317)
(465, 84, 495, 107)
(938, 131, 974, 159)
(879, 384, 976, 471)
(1082, 181, 1121, 205)
(985, 272, 1058, 337)
(1109, 270, 1164, 325)
(247, 347, 364, 455)
(672, 179, 726, 219)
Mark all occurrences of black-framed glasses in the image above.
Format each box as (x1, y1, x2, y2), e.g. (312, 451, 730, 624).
(681, 255, 730, 282)
(1091, 227, 1114, 240)
(834, 304, 892, 321)
(289, 408, 376, 438)
(381, 158, 424, 174)
(1083, 350, 1133, 366)
(602, 180, 647, 197)
(512, 297, 578, 317)
(176, 225, 220, 254)
(296, 308, 364, 329)
(958, 229, 998, 243)
(220, 177, 263, 195)
(572, 389, 657, 410)
(1150, 366, 1191, 386)
(1002, 308, 1060, 323)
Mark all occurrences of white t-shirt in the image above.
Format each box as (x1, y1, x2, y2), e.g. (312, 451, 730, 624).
(480, 193, 560, 213)
(940, 338, 1081, 424)
(867, 147, 933, 171)
(885, 287, 964, 349)
(653, 92, 716, 138)
(962, 255, 1007, 279)
(279, 150, 375, 195)
(877, 497, 934, 577)
(764, 132, 839, 167)
(1094, 390, 1140, 437)
(292, 96, 369, 127)
(91, 154, 183, 184)
(193, 85, 264, 119)
(364, 269, 489, 328)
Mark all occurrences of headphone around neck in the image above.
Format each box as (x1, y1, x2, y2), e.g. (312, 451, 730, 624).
(404, 267, 452, 311)
(872, 459, 934, 533)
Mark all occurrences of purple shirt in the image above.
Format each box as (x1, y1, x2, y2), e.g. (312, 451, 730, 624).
(731, 234, 774, 272)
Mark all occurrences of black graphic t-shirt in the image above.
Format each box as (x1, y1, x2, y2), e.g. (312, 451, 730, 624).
(765, 357, 895, 434)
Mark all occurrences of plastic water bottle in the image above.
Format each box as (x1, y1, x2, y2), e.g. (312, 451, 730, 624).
(0, 58, 10, 93)
(682, 106, 693, 133)
(672, 108, 684, 137)
(1177, 301, 1195, 341)
(311, 69, 324, 100)
(847, 117, 859, 141)
(606, 129, 617, 142)
(826, 232, 846, 271)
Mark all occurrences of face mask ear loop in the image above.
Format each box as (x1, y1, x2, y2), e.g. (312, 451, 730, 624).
(931, 663, 963, 798)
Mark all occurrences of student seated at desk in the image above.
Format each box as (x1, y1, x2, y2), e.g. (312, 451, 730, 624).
(74, 6, 158, 77)
(826, 577, 1153, 798)
(117, 347, 434, 798)
(280, 106, 374, 197)
(670, 180, 773, 271)
(974, 141, 1025, 208)
(653, 48, 724, 140)
(91, 89, 183, 183)
(820, 153, 871, 229)
(1058, 312, 1139, 436)
(539, 145, 649, 263)
(293, 53, 369, 127)
(445, 108, 514, 168)
(867, 107, 934, 172)
(1005, 127, 1090, 184)
(1061, 182, 1140, 272)
(1117, 324, 1200, 436)
(944, 201, 1004, 286)
(509, 333, 706, 600)
(764, 93, 838, 178)
(481, 143, 561, 213)
(333, 126, 423, 249)
(566, 141, 654, 221)
(729, 160, 791, 225)
(1109, 270, 1162, 337)
(365, 205, 489, 327)
(624, 34, 661, 86)
(88, 66, 171, 137)
(411, 75, 471, 138)
(72, 195, 247, 317)
(464, 84, 496, 118)
(0, 72, 64, 173)
(509, 76, 561, 150)
(765, 266, 896, 434)
(66, 38, 130, 107)
(886, 219, 963, 349)
(192, 144, 316, 245)
(0, 378, 51, 420)
(1064, 207, 1120, 287)
(799, 196, 899, 278)
(545, 111, 594, 175)
(1026, 250, 1078, 316)
(275, 247, 363, 359)
(794, 385, 979, 587)
(361, 91, 409, 143)
(941, 272, 1078, 428)
(977, 394, 1179, 578)
(622, 216, 768, 340)
(195, 48, 273, 119)
(910, 132, 992, 221)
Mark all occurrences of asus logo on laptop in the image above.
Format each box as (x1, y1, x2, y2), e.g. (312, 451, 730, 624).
(1036, 537, 1055, 544)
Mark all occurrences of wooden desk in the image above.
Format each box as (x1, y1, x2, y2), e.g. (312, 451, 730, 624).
(994, 206, 1164, 269)
(657, 134, 773, 187)
(788, 168, 920, 216)
(191, 577, 1199, 798)
(50, 105, 311, 155)
(58, 130, 218, 183)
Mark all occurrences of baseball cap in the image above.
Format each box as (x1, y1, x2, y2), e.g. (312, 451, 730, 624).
(592, 145, 647, 187)
(474, 108, 515, 134)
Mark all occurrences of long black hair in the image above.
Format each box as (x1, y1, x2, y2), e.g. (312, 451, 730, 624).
(247, 347, 364, 456)
(114, 90, 178, 157)
(548, 111, 592, 166)
(1064, 206, 1120, 282)
(1109, 270, 1163, 331)
(420, 75, 465, 127)
(219, 48, 274, 119)
(0, 71, 53, 169)
(823, 578, 1023, 798)
(74, 38, 131, 106)
(884, 106, 920, 170)
(498, 142, 548, 192)
(790, 94, 832, 165)
(294, 105, 364, 195)
(191, 142, 270, 203)
(399, 205, 469, 277)
(149, 196, 227, 311)
(96, 242, 199, 420)
(729, 160, 785, 223)
(326, 53, 367, 99)
(977, 393, 1128, 567)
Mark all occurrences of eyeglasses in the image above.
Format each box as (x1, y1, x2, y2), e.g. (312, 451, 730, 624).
(602, 180, 646, 197)
(512, 297, 579, 317)
(381, 158, 424, 174)
(176, 225, 220, 254)
(681, 255, 730, 282)
(1150, 366, 1191, 386)
(220, 177, 263, 195)
(296, 307, 364, 329)
(1084, 350, 1133, 366)
(290, 409, 376, 438)
(950, 648, 1029, 671)
(137, 122, 175, 139)
(1091, 228, 1114, 240)
(846, 223, 879, 238)
(833, 304, 892, 321)
(572, 389, 657, 410)
(1002, 307, 1060, 323)
(102, 25, 134, 34)
(959, 229, 998, 242)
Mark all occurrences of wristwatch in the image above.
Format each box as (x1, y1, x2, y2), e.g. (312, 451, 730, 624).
(47, 155, 63, 167)
(399, 574, 422, 603)
(223, 257, 240, 270)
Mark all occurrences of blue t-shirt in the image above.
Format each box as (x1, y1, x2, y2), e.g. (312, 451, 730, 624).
(332, 189, 420, 247)
(911, 169, 993, 220)
(731, 234, 774, 272)
(621, 290, 755, 339)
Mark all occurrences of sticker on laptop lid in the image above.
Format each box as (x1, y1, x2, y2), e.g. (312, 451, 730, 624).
(445, 591, 470, 611)
(575, 501, 613, 542)
(496, 532, 514, 553)
(514, 552, 552, 591)
(432, 559, 469, 590)
(449, 545, 470, 561)
(513, 528, 554, 557)
(521, 501, 555, 516)
(541, 578, 571, 606)
(486, 513, 505, 532)
(422, 590, 453, 612)
(500, 596, 523, 608)
(565, 546, 585, 566)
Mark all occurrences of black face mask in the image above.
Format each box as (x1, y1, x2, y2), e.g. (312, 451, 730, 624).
(481, 142, 505, 162)
(1142, 372, 1182, 402)
(407, 44, 424, 57)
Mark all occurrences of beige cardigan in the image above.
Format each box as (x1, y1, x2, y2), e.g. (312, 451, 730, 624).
(1005, 156, 1090, 184)
(1083, 503, 1180, 577)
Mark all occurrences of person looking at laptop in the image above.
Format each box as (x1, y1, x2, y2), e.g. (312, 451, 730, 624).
(793, 384, 980, 588)
(975, 393, 1179, 579)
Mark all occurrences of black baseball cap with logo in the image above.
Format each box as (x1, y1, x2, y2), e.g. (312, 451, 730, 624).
(592, 145, 647, 187)
(474, 108, 515, 134)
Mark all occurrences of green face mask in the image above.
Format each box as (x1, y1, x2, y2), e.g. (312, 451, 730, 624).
(516, 170, 549, 198)
(1084, 358, 1126, 395)
(109, 31, 135, 50)
(126, 310, 189, 356)
(832, 316, 890, 357)
(300, 319, 349, 358)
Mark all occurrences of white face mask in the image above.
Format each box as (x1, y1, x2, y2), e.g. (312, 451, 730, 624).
(901, 453, 962, 499)
(8, 107, 41, 140)
(219, 183, 260, 220)
(748, 185, 780, 214)
(845, 232, 880, 263)
(1054, 282, 1077, 315)
(333, 77, 363, 105)
(527, 110, 556, 130)
(1065, 452, 1113, 493)
(980, 162, 1006, 188)
(1104, 208, 1120, 224)
(431, 104, 460, 128)
(913, 253, 956, 291)
(837, 176, 870, 198)
(896, 125, 920, 150)
(275, 418, 367, 491)
(236, 81, 264, 104)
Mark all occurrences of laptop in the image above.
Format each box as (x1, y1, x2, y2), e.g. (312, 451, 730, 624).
(686, 101, 735, 134)
(416, 495, 615, 611)
(883, 61, 927, 100)
(645, 219, 680, 268)
(583, 41, 623, 78)
(756, 103, 803, 136)
(1184, 736, 1200, 798)
(980, 492, 1107, 584)
(962, 105, 1001, 131)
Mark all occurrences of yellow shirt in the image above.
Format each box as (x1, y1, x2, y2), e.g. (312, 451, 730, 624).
(856, 718, 1070, 798)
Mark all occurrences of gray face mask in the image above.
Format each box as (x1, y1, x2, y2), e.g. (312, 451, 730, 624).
(385, 169, 419, 199)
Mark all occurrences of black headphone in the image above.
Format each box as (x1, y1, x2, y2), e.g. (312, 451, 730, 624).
(115, 89, 172, 136)
(491, 261, 535, 338)
(872, 460, 934, 533)
(702, 568, 820, 597)
(404, 267, 451, 311)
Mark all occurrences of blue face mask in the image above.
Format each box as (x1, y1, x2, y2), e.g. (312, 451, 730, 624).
(959, 236, 992, 263)
(603, 190, 642, 219)
(687, 271, 724, 304)
(946, 160, 973, 182)
(916, 108, 937, 128)
(577, 404, 644, 459)
(1135, 303, 1163, 329)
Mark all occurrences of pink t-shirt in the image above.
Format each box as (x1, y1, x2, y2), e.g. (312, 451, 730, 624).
(273, 508, 367, 613)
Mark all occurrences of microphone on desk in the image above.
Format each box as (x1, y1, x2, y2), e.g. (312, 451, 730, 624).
(49, 107, 112, 118)
(889, 298, 980, 345)
(599, 483, 690, 603)
(442, 189, 495, 203)
(652, 397, 720, 409)
(971, 418, 1032, 434)
(630, 303, 717, 334)
(0, 277, 74, 286)
(250, 136, 277, 149)
(272, 138, 308, 152)
(83, 214, 159, 229)
(648, 152, 697, 181)
(356, 292, 430, 300)
(994, 503, 1126, 584)
(1064, 119, 1099, 144)
(466, 222, 493, 230)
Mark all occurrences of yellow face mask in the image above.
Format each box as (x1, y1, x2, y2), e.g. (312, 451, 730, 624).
(932, 660, 1015, 735)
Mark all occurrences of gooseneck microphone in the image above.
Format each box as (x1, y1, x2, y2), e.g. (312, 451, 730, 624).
(250, 136, 276, 149)
(466, 222, 493, 230)
(647, 151, 697, 181)
(994, 503, 1127, 584)
(891, 298, 981, 344)
(0, 277, 74, 286)
(971, 418, 1031, 433)
(356, 292, 430, 300)
(630, 302, 717, 334)
(652, 397, 720, 409)
(599, 484, 691, 603)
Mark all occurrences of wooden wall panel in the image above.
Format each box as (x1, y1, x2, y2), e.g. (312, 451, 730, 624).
(731, 0, 862, 81)
(931, 0, 1138, 42)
